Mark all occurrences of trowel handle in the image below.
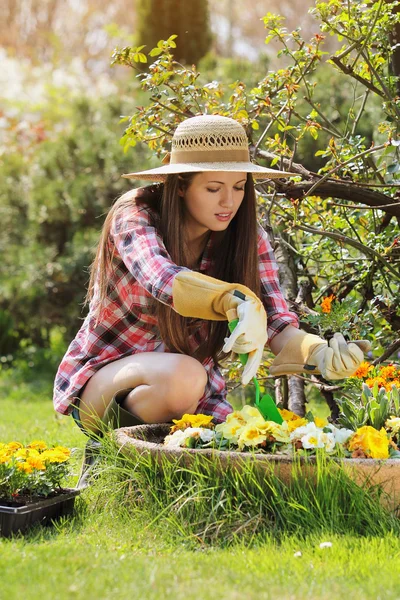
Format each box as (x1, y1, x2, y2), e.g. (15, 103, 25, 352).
(227, 309, 248, 367)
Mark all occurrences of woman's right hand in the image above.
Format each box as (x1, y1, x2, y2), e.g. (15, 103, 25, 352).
(223, 298, 268, 385)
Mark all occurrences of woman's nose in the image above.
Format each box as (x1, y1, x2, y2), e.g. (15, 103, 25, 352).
(219, 190, 234, 208)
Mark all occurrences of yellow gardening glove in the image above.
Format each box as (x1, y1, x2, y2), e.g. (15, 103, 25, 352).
(270, 330, 371, 380)
(172, 271, 261, 320)
(172, 271, 267, 385)
(224, 306, 268, 385)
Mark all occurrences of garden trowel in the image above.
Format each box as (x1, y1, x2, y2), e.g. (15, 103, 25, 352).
(227, 309, 283, 424)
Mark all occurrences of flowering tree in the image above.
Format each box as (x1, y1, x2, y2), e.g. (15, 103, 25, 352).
(112, 0, 400, 416)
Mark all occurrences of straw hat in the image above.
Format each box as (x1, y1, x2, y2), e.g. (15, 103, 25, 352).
(122, 115, 297, 181)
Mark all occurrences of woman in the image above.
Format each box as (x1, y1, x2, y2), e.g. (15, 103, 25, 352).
(53, 114, 369, 445)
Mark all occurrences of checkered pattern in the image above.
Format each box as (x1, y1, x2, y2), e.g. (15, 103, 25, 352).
(53, 203, 299, 422)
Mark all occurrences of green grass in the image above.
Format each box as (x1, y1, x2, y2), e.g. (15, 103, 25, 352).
(1, 370, 400, 600)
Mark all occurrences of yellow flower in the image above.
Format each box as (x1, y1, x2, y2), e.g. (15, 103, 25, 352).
(41, 449, 70, 463)
(215, 420, 244, 443)
(278, 408, 300, 422)
(268, 421, 291, 443)
(26, 456, 46, 470)
(225, 411, 247, 426)
(287, 418, 308, 433)
(240, 405, 263, 422)
(385, 417, 400, 433)
(13, 448, 30, 459)
(348, 426, 389, 459)
(321, 294, 335, 314)
(314, 417, 328, 428)
(6, 441, 23, 453)
(27, 440, 48, 451)
(237, 424, 267, 450)
(171, 413, 214, 431)
(352, 361, 373, 379)
(0, 451, 11, 464)
(16, 461, 34, 474)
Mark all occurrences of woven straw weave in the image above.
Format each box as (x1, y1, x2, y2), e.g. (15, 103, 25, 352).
(172, 115, 248, 152)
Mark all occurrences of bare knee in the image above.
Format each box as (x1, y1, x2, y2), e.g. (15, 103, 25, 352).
(163, 356, 207, 417)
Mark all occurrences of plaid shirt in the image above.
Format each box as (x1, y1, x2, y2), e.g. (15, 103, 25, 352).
(53, 200, 299, 422)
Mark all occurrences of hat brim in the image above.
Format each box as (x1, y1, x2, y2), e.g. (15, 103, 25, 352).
(121, 161, 297, 181)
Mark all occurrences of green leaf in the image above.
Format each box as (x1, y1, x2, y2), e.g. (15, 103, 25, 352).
(149, 48, 163, 57)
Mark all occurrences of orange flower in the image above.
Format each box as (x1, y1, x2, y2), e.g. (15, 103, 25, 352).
(365, 376, 386, 389)
(320, 294, 335, 314)
(385, 379, 400, 392)
(379, 365, 397, 380)
(352, 361, 373, 379)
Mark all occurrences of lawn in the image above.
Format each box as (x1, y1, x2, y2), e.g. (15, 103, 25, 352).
(1, 370, 400, 600)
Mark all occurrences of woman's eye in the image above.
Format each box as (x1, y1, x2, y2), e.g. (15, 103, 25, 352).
(234, 187, 245, 191)
(207, 188, 220, 193)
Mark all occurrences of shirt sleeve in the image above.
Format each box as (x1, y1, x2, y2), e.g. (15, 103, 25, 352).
(257, 224, 299, 341)
(110, 204, 189, 307)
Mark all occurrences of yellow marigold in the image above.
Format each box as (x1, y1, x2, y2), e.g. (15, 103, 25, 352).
(16, 461, 34, 474)
(352, 361, 373, 379)
(41, 449, 70, 464)
(348, 426, 389, 459)
(379, 365, 397, 380)
(287, 418, 308, 432)
(171, 413, 214, 431)
(314, 416, 328, 428)
(365, 376, 386, 389)
(6, 441, 23, 453)
(27, 440, 48, 451)
(26, 456, 46, 470)
(320, 294, 335, 314)
(278, 408, 303, 422)
(0, 451, 11, 464)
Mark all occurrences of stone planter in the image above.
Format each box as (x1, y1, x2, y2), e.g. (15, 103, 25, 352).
(0, 488, 80, 537)
(114, 424, 400, 513)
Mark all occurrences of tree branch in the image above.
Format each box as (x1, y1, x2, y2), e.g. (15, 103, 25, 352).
(273, 179, 400, 218)
(293, 224, 400, 279)
(372, 338, 400, 364)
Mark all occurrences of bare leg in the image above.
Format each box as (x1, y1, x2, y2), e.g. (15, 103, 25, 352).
(78, 352, 208, 433)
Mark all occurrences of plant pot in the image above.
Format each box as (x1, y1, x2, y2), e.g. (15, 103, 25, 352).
(114, 424, 400, 513)
(0, 488, 80, 537)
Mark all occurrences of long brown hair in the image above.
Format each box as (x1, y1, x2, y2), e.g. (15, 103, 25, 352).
(87, 173, 261, 364)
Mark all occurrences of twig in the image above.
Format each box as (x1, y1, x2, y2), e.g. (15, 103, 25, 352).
(303, 98, 342, 137)
(328, 200, 400, 210)
(254, 101, 288, 155)
(361, 49, 400, 119)
(293, 224, 400, 279)
(304, 143, 387, 197)
(372, 339, 400, 365)
(351, 90, 369, 136)
(330, 56, 386, 98)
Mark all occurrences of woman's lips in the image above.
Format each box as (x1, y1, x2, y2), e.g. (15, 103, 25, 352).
(215, 212, 232, 221)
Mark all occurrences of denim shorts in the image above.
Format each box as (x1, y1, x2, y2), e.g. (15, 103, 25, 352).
(71, 398, 92, 437)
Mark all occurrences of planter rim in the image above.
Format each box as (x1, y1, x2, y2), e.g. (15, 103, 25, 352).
(114, 424, 400, 466)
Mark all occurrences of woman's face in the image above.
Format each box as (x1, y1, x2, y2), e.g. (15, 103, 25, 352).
(180, 171, 247, 239)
